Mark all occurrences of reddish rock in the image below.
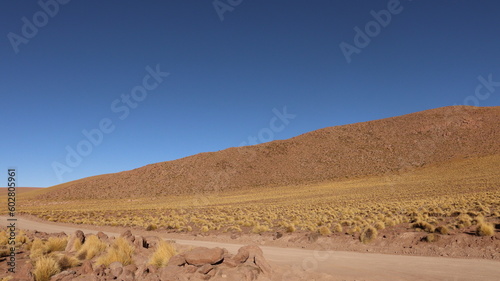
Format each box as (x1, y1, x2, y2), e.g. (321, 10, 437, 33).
(184, 247, 225, 266)
(167, 254, 187, 266)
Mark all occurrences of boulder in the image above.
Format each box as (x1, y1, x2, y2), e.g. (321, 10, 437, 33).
(184, 247, 224, 266)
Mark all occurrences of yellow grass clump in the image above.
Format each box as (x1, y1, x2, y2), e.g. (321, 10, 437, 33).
(476, 222, 495, 236)
(359, 226, 378, 244)
(33, 256, 61, 281)
(45, 237, 67, 252)
(318, 226, 331, 236)
(76, 235, 107, 260)
(148, 241, 177, 267)
(96, 237, 135, 266)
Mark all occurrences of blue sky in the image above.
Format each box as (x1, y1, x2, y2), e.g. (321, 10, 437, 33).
(1, 0, 499, 187)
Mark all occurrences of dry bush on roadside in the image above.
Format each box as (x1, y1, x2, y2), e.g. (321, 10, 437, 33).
(332, 223, 343, 233)
(33, 256, 60, 281)
(318, 226, 331, 236)
(29, 238, 47, 260)
(422, 234, 438, 242)
(53, 254, 81, 270)
(285, 224, 296, 233)
(45, 237, 68, 252)
(76, 235, 107, 260)
(359, 226, 377, 244)
(374, 221, 385, 230)
(476, 222, 495, 236)
(148, 241, 177, 267)
(252, 224, 271, 234)
(435, 226, 449, 235)
(412, 221, 435, 233)
(96, 237, 134, 266)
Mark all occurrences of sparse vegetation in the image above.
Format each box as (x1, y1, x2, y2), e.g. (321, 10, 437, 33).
(33, 256, 60, 281)
(76, 235, 107, 260)
(96, 237, 134, 266)
(476, 222, 495, 236)
(149, 241, 177, 267)
(359, 226, 378, 244)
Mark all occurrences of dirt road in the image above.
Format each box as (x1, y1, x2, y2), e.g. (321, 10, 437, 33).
(4, 216, 499, 281)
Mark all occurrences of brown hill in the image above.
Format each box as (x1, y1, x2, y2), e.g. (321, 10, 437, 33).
(38, 106, 500, 200)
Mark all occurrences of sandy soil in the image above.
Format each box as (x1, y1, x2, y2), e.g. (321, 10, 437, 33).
(5, 215, 500, 281)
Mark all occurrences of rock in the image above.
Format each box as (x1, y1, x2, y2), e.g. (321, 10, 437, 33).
(118, 268, 135, 281)
(96, 231, 108, 240)
(184, 247, 224, 266)
(134, 236, 146, 248)
(49, 270, 77, 281)
(185, 264, 198, 273)
(93, 264, 106, 277)
(121, 230, 135, 243)
(143, 236, 161, 249)
(234, 245, 272, 275)
(111, 266, 123, 278)
(123, 263, 138, 273)
(167, 254, 187, 266)
(158, 265, 185, 280)
(198, 264, 214, 274)
(274, 232, 283, 240)
(65, 230, 85, 252)
(109, 261, 123, 270)
(80, 260, 93, 275)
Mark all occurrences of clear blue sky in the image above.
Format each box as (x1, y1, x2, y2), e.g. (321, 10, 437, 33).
(1, 0, 499, 187)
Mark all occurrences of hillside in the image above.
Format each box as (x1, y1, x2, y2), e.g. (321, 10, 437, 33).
(37, 106, 500, 200)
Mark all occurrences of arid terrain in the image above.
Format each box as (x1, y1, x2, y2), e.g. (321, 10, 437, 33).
(1, 106, 499, 280)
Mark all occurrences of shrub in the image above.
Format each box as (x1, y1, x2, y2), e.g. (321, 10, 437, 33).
(422, 234, 438, 242)
(200, 226, 209, 233)
(252, 224, 270, 234)
(476, 222, 495, 236)
(148, 241, 177, 267)
(359, 226, 377, 244)
(45, 237, 68, 252)
(96, 237, 134, 266)
(435, 226, 449, 235)
(29, 238, 47, 260)
(54, 254, 81, 270)
(318, 226, 331, 236)
(33, 256, 60, 281)
(146, 224, 158, 231)
(374, 221, 385, 230)
(332, 223, 343, 233)
(411, 221, 435, 233)
(285, 224, 296, 233)
(76, 235, 107, 260)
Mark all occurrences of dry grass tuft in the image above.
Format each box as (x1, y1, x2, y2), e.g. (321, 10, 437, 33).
(96, 237, 134, 266)
(76, 235, 107, 260)
(435, 226, 449, 235)
(148, 241, 177, 267)
(318, 226, 331, 236)
(359, 226, 378, 244)
(412, 221, 435, 233)
(476, 222, 495, 236)
(33, 256, 60, 281)
(54, 254, 81, 270)
(45, 237, 67, 252)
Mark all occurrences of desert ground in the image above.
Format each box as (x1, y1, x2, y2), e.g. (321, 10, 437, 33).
(1, 106, 499, 280)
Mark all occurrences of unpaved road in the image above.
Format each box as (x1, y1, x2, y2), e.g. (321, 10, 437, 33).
(4, 216, 499, 281)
